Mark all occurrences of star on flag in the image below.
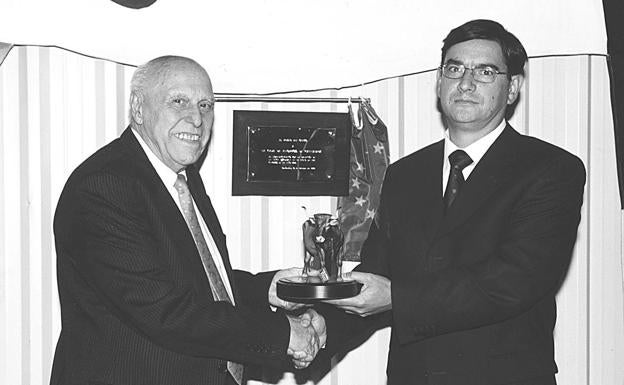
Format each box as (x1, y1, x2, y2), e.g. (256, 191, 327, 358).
(338, 100, 390, 262)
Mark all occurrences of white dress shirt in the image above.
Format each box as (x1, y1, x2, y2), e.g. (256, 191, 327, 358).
(132, 129, 235, 303)
(442, 121, 507, 195)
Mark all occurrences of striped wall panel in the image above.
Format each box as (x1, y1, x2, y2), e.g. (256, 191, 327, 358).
(0, 46, 622, 385)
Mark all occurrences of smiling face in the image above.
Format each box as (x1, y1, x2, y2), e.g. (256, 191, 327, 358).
(132, 58, 215, 173)
(437, 39, 522, 145)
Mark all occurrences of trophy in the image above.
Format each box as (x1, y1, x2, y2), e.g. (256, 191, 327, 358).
(277, 212, 362, 302)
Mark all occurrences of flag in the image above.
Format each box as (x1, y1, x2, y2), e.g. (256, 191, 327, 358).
(338, 100, 390, 262)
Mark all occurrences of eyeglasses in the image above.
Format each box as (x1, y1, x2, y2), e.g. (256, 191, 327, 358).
(440, 63, 507, 83)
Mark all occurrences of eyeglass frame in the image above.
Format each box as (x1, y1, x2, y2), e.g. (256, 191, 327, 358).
(439, 62, 508, 83)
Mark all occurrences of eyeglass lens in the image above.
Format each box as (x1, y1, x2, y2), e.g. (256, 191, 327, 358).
(442, 64, 498, 83)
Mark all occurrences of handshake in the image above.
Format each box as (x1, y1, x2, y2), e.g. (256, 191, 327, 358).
(270, 267, 392, 369)
(270, 268, 327, 369)
(286, 309, 326, 369)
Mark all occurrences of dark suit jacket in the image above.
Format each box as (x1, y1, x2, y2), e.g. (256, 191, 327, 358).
(324, 124, 586, 385)
(50, 128, 290, 385)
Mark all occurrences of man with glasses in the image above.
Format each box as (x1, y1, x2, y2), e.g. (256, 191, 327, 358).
(322, 19, 586, 385)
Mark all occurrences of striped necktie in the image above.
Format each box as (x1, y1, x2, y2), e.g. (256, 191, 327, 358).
(443, 150, 473, 212)
(174, 174, 244, 384)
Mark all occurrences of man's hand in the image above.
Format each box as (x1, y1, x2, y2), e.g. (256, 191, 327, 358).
(325, 272, 392, 317)
(298, 308, 326, 348)
(269, 267, 307, 311)
(286, 309, 326, 369)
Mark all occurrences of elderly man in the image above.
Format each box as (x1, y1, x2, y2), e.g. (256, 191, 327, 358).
(50, 56, 324, 385)
(323, 19, 586, 385)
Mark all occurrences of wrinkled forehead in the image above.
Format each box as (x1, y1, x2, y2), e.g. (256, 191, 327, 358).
(443, 39, 506, 69)
(149, 61, 213, 99)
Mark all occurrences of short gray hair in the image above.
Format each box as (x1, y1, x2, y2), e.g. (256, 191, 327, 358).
(128, 56, 198, 123)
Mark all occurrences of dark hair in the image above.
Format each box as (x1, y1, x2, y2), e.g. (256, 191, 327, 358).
(441, 19, 528, 77)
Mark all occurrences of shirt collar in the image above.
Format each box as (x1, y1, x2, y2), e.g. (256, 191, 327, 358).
(131, 128, 186, 187)
(444, 120, 507, 166)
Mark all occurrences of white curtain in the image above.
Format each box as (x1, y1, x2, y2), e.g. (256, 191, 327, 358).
(1, 47, 622, 385)
(0, 1, 607, 93)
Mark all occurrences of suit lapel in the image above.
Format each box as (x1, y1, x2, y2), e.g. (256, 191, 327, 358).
(119, 128, 216, 294)
(410, 140, 445, 243)
(437, 125, 520, 236)
(186, 165, 240, 303)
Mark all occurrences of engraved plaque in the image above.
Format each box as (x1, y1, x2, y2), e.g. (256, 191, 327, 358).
(232, 111, 350, 196)
(248, 126, 336, 182)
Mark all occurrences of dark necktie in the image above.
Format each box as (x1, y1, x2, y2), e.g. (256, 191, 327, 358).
(174, 174, 244, 384)
(443, 150, 473, 211)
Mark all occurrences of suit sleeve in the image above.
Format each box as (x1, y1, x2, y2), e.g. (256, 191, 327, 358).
(59, 171, 290, 366)
(232, 269, 276, 310)
(389, 154, 586, 343)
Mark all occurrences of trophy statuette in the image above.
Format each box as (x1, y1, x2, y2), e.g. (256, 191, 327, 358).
(277, 213, 362, 302)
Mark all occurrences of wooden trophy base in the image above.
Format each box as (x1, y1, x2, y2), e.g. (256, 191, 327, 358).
(276, 276, 362, 302)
